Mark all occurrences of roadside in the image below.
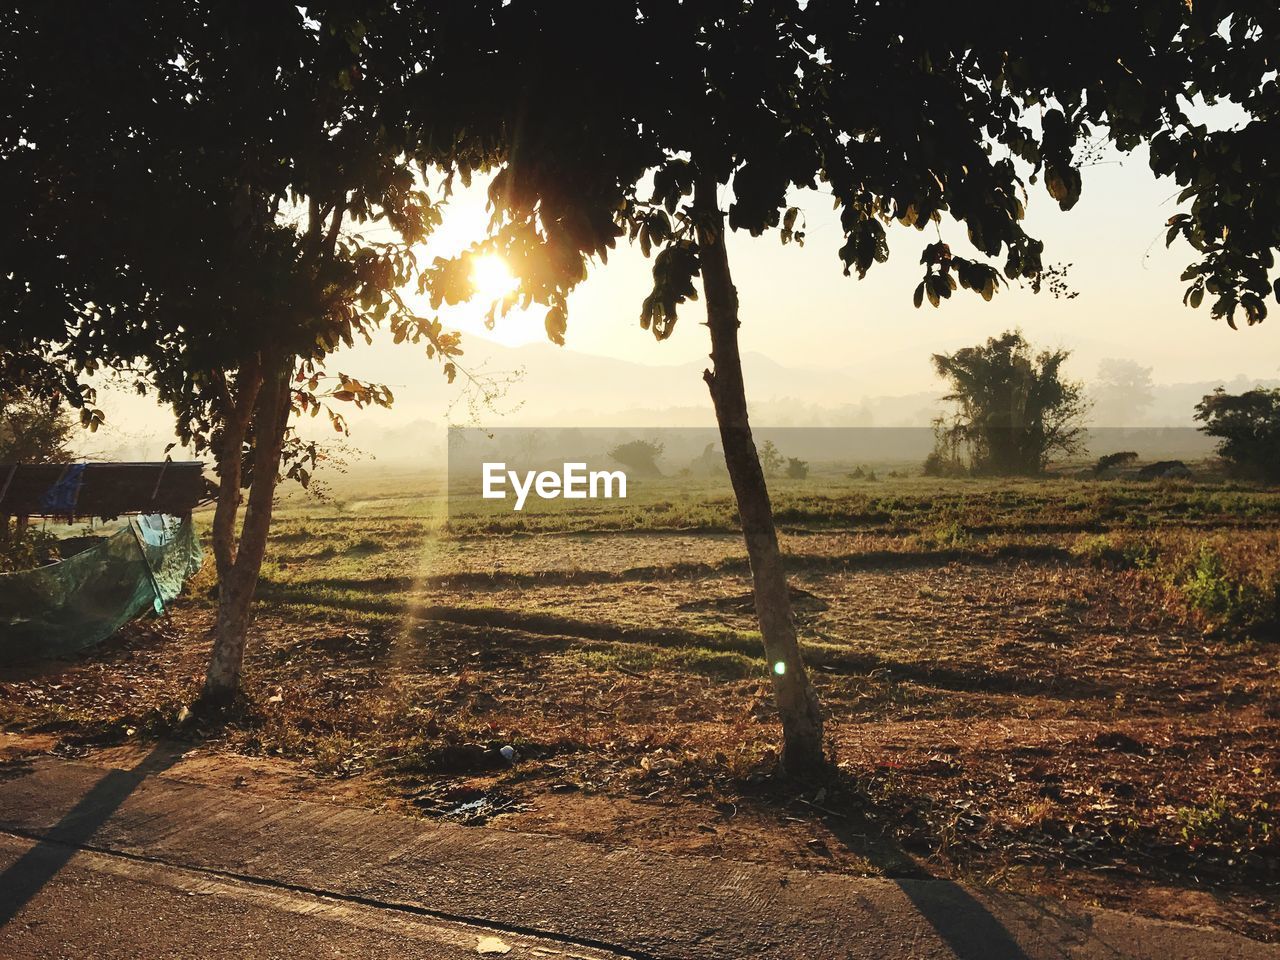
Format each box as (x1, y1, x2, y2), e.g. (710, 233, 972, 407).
(0, 753, 1274, 960)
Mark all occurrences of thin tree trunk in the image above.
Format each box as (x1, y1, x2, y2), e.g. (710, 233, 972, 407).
(209, 363, 261, 583)
(202, 359, 292, 705)
(694, 175, 826, 777)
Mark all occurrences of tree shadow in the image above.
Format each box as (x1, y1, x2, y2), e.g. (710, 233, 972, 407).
(0, 739, 185, 927)
(722, 762, 1044, 960)
(819, 814, 1034, 960)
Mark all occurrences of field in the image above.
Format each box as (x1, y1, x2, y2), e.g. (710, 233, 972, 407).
(2, 466, 1279, 941)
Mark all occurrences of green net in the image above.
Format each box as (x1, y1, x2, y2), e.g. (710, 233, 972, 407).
(0, 514, 203, 661)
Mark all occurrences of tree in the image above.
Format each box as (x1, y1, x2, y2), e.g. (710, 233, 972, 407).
(0, 3, 466, 704)
(408, 1, 1280, 775)
(785, 458, 809, 481)
(1093, 359, 1155, 426)
(0, 394, 76, 564)
(931, 331, 1088, 476)
(608, 439, 664, 478)
(0, 397, 75, 465)
(1195, 388, 1280, 483)
(759, 441, 786, 479)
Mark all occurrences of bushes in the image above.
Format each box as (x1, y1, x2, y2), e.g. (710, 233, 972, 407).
(1093, 451, 1138, 475)
(913, 519, 973, 550)
(608, 439, 664, 477)
(1069, 533, 1156, 570)
(1072, 531, 1279, 641)
(0, 526, 59, 573)
(922, 450, 967, 478)
(1180, 544, 1237, 620)
(1176, 541, 1278, 640)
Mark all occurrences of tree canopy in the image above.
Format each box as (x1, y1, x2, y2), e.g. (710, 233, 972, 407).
(0, 397, 75, 466)
(1, 3, 463, 437)
(411, 1, 1280, 334)
(1196, 387, 1280, 483)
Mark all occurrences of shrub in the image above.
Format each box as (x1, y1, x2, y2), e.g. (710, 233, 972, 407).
(785, 457, 809, 480)
(0, 526, 59, 573)
(608, 439, 664, 477)
(1174, 793, 1274, 853)
(914, 519, 972, 550)
(1181, 543, 1237, 619)
(922, 450, 967, 478)
(1172, 540, 1279, 641)
(1070, 533, 1157, 570)
(1072, 532, 1278, 641)
(1094, 451, 1138, 475)
(1195, 387, 1280, 483)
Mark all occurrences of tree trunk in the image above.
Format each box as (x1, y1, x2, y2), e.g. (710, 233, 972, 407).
(201, 359, 292, 706)
(693, 175, 826, 777)
(209, 362, 261, 584)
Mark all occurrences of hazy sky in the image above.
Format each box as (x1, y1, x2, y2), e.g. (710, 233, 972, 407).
(388, 139, 1279, 397)
(90, 135, 1280, 456)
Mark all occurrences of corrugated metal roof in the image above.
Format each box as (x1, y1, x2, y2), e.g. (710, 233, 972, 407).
(0, 462, 211, 518)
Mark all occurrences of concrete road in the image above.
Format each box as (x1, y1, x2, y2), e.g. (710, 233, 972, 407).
(0, 833, 620, 960)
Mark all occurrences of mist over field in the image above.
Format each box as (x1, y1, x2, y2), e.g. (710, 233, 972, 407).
(83, 335, 1280, 468)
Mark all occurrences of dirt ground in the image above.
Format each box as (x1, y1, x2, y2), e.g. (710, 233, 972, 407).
(1, 476, 1278, 941)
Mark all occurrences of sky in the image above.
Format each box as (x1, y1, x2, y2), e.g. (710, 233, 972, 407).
(384, 138, 1280, 397)
(88, 135, 1280, 457)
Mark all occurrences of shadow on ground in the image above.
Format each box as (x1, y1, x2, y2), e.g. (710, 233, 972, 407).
(0, 740, 185, 927)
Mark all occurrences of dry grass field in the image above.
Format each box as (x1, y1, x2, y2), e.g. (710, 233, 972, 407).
(2, 467, 1278, 940)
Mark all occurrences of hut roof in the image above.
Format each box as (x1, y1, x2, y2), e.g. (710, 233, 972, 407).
(0, 462, 211, 518)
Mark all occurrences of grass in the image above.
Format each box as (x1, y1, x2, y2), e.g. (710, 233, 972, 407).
(2, 463, 1279, 941)
(1070, 528, 1280, 640)
(564, 642, 764, 680)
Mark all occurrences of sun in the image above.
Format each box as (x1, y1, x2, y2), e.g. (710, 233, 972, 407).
(470, 253, 518, 303)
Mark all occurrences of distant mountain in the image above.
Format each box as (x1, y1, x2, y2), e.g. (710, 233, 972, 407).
(85, 334, 1280, 465)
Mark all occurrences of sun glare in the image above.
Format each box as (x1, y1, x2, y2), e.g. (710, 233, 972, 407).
(471, 253, 518, 303)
